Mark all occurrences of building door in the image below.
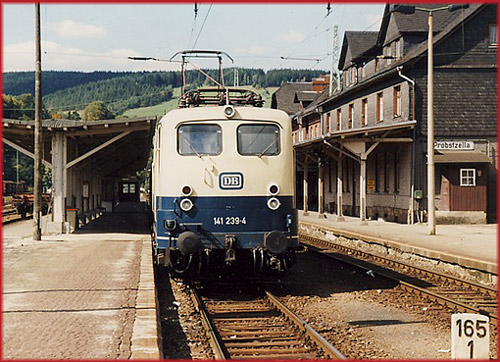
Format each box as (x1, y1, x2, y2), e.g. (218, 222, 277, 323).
(440, 175, 450, 211)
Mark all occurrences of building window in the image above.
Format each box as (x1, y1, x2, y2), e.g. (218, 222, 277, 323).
(395, 38, 402, 60)
(336, 109, 341, 131)
(361, 98, 368, 126)
(377, 92, 384, 122)
(325, 113, 330, 134)
(460, 168, 476, 186)
(328, 162, 332, 193)
(348, 104, 354, 129)
(393, 86, 401, 117)
(394, 151, 400, 193)
(375, 58, 380, 72)
(384, 152, 390, 192)
(386, 45, 393, 65)
(490, 24, 498, 46)
(343, 158, 350, 193)
(346, 159, 350, 192)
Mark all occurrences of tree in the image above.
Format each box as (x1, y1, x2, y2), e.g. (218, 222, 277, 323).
(82, 101, 115, 121)
(64, 111, 81, 120)
(2, 93, 50, 120)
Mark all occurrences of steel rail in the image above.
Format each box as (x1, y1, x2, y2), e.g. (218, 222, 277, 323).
(190, 288, 228, 359)
(300, 233, 496, 296)
(190, 285, 345, 359)
(300, 234, 497, 325)
(265, 291, 346, 360)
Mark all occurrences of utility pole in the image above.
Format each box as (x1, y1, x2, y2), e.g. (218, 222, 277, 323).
(233, 68, 239, 87)
(329, 25, 339, 96)
(16, 151, 19, 194)
(33, 3, 42, 240)
(427, 11, 435, 235)
(389, 4, 468, 235)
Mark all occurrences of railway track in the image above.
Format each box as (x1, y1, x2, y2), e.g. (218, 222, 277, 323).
(190, 286, 345, 360)
(300, 234, 497, 325)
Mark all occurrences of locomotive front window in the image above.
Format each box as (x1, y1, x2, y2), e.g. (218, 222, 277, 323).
(237, 124, 280, 156)
(178, 124, 222, 156)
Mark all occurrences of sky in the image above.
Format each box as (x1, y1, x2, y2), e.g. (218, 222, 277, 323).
(2, 3, 386, 73)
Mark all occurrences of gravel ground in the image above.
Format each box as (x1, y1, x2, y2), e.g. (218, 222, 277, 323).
(158, 247, 497, 359)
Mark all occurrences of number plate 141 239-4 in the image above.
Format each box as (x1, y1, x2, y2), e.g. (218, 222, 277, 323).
(213, 217, 247, 226)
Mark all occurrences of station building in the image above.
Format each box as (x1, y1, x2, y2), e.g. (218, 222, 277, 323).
(274, 4, 497, 224)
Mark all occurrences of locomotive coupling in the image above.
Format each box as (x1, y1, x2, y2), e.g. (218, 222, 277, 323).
(224, 234, 237, 264)
(264, 231, 288, 255)
(177, 231, 203, 255)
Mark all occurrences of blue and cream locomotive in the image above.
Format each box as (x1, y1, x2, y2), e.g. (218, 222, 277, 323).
(151, 92, 298, 279)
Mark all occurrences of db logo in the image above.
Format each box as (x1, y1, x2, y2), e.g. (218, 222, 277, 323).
(219, 173, 243, 190)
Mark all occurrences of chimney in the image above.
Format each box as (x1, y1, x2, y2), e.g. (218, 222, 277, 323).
(312, 75, 330, 92)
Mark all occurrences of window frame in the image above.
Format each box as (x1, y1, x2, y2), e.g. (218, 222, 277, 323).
(489, 24, 498, 46)
(460, 168, 476, 187)
(394, 151, 400, 193)
(177, 123, 223, 156)
(377, 92, 384, 122)
(386, 45, 393, 65)
(336, 109, 341, 131)
(361, 98, 368, 126)
(395, 38, 402, 60)
(237, 123, 281, 157)
(348, 104, 354, 129)
(384, 152, 390, 192)
(393, 86, 401, 118)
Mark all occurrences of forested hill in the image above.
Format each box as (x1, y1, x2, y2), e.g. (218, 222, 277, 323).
(3, 68, 327, 97)
(3, 68, 327, 116)
(3, 71, 132, 96)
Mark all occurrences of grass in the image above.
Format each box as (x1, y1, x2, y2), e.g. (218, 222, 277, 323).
(122, 86, 278, 118)
(122, 87, 182, 118)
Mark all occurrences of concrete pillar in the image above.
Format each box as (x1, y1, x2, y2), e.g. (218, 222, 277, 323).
(359, 154, 368, 225)
(318, 157, 325, 218)
(336, 154, 344, 221)
(303, 158, 309, 215)
(46, 131, 68, 234)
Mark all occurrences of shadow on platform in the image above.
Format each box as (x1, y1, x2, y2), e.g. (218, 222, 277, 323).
(74, 202, 151, 235)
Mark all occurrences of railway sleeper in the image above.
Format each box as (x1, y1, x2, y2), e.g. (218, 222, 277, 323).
(231, 353, 319, 359)
(220, 331, 294, 338)
(217, 324, 287, 331)
(225, 340, 304, 348)
(209, 311, 278, 319)
(228, 347, 313, 355)
(222, 336, 300, 343)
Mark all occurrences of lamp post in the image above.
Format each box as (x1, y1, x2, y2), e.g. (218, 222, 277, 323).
(389, 4, 468, 235)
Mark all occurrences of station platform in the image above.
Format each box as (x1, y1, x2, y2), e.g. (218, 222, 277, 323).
(299, 211, 497, 285)
(2, 202, 161, 359)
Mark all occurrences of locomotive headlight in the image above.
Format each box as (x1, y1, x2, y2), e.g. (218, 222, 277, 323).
(181, 184, 193, 197)
(267, 197, 281, 210)
(223, 105, 236, 118)
(268, 184, 280, 196)
(180, 198, 193, 212)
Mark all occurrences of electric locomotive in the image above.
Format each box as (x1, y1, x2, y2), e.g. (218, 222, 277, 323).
(151, 51, 298, 280)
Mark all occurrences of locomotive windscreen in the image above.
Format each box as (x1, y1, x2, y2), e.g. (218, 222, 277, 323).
(237, 124, 280, 156)
(178, 124, 222, 156)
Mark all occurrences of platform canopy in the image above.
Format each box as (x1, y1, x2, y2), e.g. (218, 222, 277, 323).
(3, 116, 156, 178)
(3, 116, 157, 234)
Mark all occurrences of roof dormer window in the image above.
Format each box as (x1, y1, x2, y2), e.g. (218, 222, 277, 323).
(489, 24, 498, 47)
